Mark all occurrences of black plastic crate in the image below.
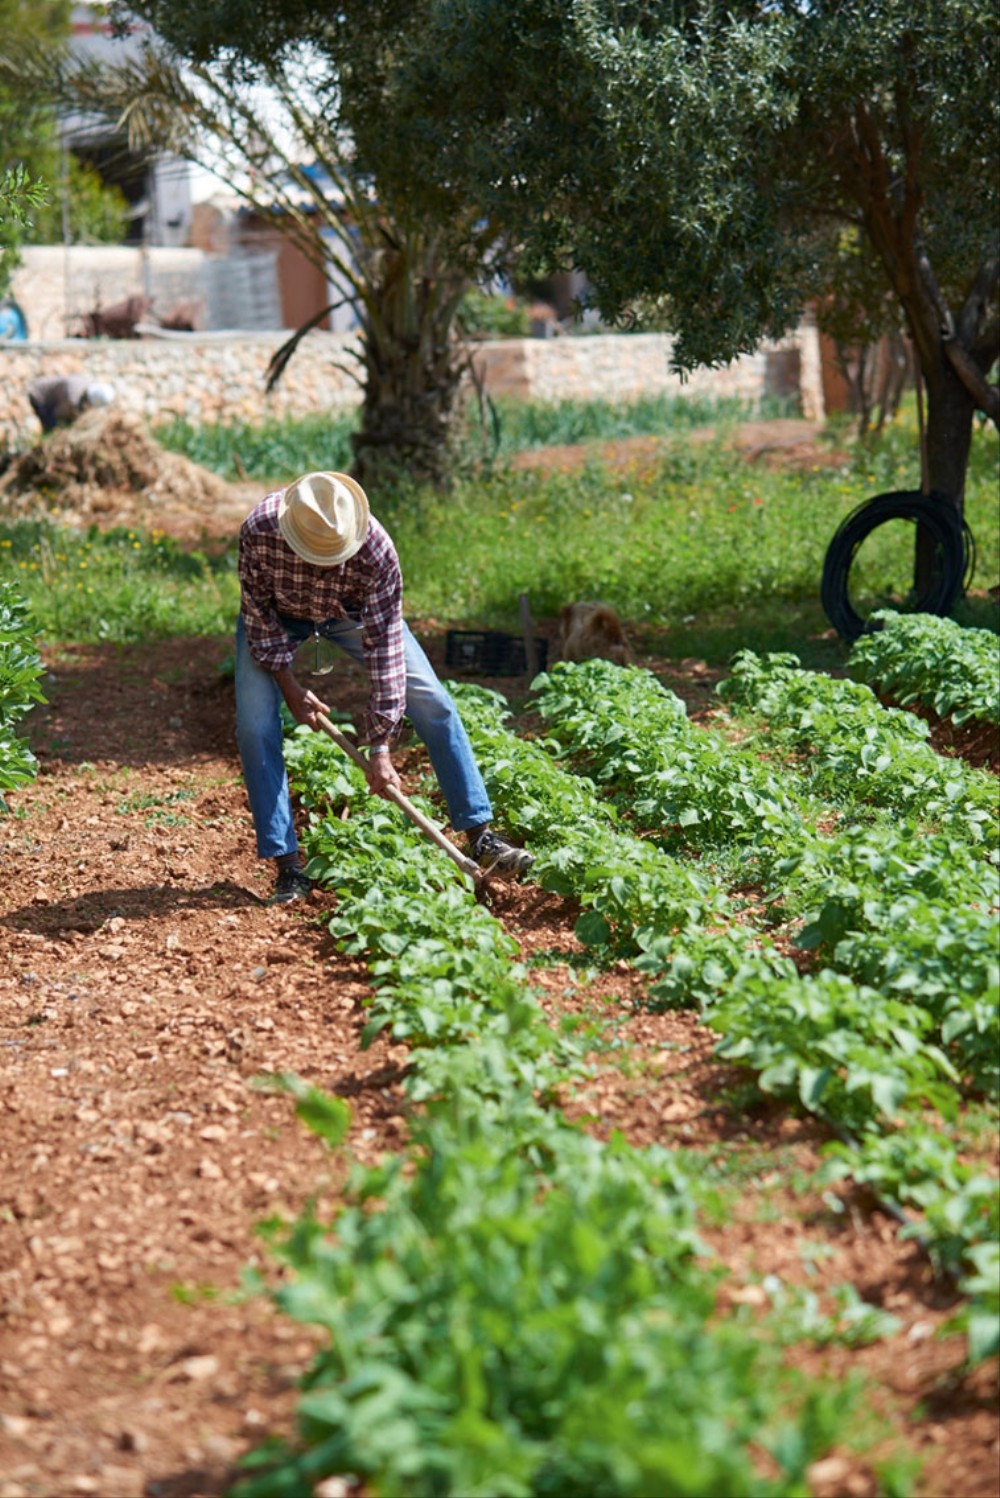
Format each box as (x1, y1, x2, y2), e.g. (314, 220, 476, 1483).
(444, 629, 548, 676)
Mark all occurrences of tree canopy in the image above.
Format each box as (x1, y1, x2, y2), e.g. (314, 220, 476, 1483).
(0, 1, 503, 483)
(15, 0, 996, 502)
(329, 0, 998, 501)
(0, 0, 68, 285)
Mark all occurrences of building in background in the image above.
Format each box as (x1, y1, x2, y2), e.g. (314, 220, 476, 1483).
(64, 3, 192, 250)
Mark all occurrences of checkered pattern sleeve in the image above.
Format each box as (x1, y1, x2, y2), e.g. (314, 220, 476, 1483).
(361, 534, 407, 746)
(238, 494, 298, 671)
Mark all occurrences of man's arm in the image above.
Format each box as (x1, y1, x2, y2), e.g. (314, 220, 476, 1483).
(274, 667, 401, 796)
(364, 741, 403, 798)
(359, 536, 407, 750)
(272, 664, 330, 729)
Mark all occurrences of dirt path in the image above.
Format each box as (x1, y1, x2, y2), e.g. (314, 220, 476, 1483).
(0, 639, 415, 1497)
(508, 418, 849, 475)
(1, 636, 996, 1498)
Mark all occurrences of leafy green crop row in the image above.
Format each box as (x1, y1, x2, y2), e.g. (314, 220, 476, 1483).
(0, 583, 44, 806)
(468, 663, 998, 1356)
(529, 658, 805, 857)
(847, 610, 1000, 727)
(232, 725, 872, 1497)
(450, 681, 777, 1012)
(719, 650, 997, 841)
(525, 662, 997, 1092)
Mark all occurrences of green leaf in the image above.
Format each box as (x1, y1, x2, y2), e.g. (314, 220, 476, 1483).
(574, 909, 612, 947)
(294, 1089, 351, 1146)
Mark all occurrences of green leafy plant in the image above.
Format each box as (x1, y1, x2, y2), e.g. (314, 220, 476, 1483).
(848, 610, 1000, 727)
(228, 720, 873, 1495)
(0, 582, 45, 805)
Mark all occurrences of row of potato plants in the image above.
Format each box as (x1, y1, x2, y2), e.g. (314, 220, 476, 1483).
(486, 660, 996, 1102)
(234, 723, 880, 1498)
(846, 609, 1000, 728)
(717, 648, 997, 841)
(454, 663, 997, 1360)
(0, 583, 44, 808)
(715, 652, 997, 1094)
(524, 657, 996, 1085)
(538, 656, 996, 1062)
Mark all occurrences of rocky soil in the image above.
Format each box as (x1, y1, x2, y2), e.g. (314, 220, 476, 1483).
(0, 419, 997, 1497)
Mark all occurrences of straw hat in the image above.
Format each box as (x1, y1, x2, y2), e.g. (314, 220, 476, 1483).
(278, 471, 370, 567)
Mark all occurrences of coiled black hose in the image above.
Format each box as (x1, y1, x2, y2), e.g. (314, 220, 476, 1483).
(820, 489, 975, 642)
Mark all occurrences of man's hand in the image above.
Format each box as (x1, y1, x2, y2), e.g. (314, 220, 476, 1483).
(274, 667, 330, 728)
(365, 749, 402, 800)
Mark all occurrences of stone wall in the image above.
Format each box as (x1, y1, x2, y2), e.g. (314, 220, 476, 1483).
(0, 318, 824, 448)
(473, 324, 824, 419)
(0, 331, 363, 446)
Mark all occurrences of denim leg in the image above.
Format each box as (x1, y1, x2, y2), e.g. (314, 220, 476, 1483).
(234, 616, 299, 859)
(320, 619, 493, 832)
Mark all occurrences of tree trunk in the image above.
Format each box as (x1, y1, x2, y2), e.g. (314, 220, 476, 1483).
(913, 357, 975, 595)
(351, 237, 470, 491)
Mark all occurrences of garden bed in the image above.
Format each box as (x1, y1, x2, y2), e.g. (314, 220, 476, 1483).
(0, 633, 996, 1497)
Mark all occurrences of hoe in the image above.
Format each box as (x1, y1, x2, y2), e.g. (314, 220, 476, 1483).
(314, 711, 489, 888)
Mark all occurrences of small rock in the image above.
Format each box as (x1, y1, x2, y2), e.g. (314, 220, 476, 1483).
(170, 1353, 219, 1382)
(197, 1158, 223, 1181)
(314, 1480, 351, 1498)
(0, 1413, 32, 1439)
(807, 1456, 852, 1489)
(728, 1284, 768, 1307)
(907, 1320, 934, 1342)
(203, 1433, 241, 1463)
(136, 1324, 166, 1355)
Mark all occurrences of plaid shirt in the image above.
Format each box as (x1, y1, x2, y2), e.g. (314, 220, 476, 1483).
(238, 490, 406, 747)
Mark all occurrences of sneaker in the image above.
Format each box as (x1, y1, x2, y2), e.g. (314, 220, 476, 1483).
(469, 827, 534, 878)
(269, 864, 314, 905)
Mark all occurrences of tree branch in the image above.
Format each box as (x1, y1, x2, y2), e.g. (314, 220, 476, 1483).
(918, 249, 1000, 426)
(957, 255, 999, 347)
(972, 317, 999, 370)
(943, 344, 1000, 427)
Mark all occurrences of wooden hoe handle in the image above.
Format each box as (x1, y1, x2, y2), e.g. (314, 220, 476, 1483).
(314, 712, 482, 881)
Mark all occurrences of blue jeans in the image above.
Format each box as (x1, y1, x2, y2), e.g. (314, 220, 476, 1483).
(235, 614, 492, 859)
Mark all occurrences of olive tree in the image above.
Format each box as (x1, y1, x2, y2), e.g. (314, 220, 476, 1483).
(335, 0, 998, 523)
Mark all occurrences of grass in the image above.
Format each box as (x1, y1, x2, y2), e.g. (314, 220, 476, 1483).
(487, 391, 795, 455)
(154, 413, 356, 482)
(385, 406, 999, 664)
(1, 396, 996, 662)
(151, 393, 784, 481)
(0, 523, 240, 643)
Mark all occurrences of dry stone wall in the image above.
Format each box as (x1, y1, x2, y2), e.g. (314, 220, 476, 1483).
(473, 326, 823, 419)
(1, 322, 824, 449)
(0, 332, 363, 446)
